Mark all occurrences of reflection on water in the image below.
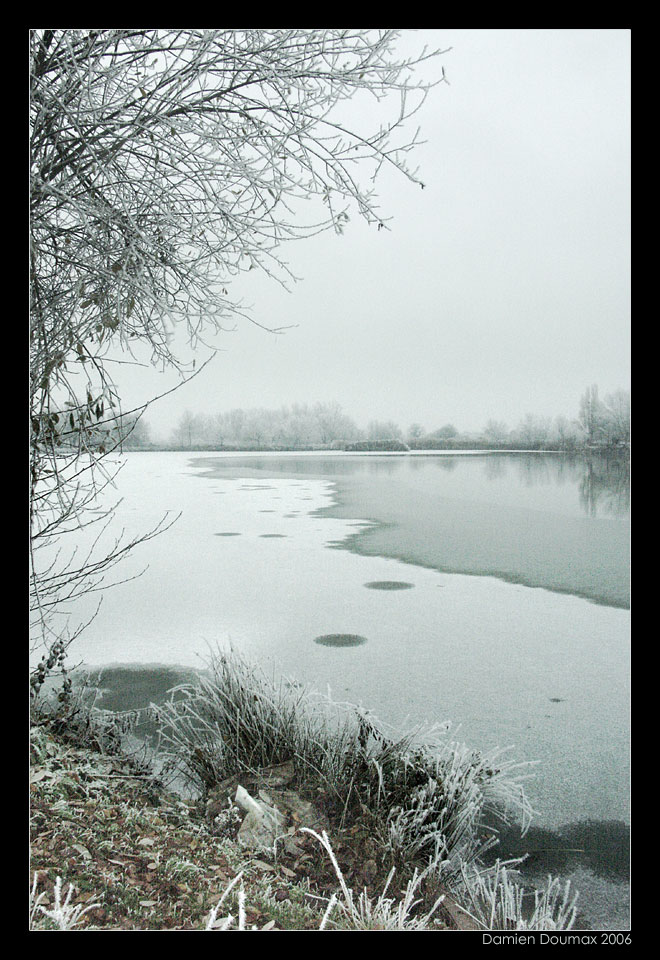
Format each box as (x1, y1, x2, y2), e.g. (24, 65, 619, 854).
(410, 455, 458, 473)
(194, 451, 629, 607)
(203, 452, 629, 520)
(485, 819, 630, 882)
(483, 455, 507, 480)
(579, 458, 630, 518)
(505, 453, 629, 519)
(508, 454, 629, 519)
(483, 819, 630, 930)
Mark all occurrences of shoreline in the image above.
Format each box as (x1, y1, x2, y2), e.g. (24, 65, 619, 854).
(33, 453, 629, 928)
(187, 450, 630, 610)
(30, 658, 629, 931)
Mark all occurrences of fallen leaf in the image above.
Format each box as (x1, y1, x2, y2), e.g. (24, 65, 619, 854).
(252, 860, 275, 872)
(137, 837, 155, 847)
(30, 769, 53, 783)
(139, 900, 158, 907)
(261, 920, 277, 930)
(72, 844, 92, 860)
(280, 866, 296, 878)
(146, 862, 159, 870)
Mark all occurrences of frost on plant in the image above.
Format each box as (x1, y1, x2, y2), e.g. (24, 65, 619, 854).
(380, 736, 536, 881)
(205, 872, 251, 931)
(301, 828, 447, 931)
(455, 861, 579, 931)
(30, 874, 100, 931)
(30, 29, 447, 687)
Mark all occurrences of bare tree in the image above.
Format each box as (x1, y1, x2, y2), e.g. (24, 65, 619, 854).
(367, 419, 403, 441)
(551, 414, 582, 451)
(602, 389, 630, 446)
(30, 29, 446, 685)
(483, 419, 509, 444)
(407, 422, 425, 442)
(578, 384, 605, 446)
(512, 413, 552, 448)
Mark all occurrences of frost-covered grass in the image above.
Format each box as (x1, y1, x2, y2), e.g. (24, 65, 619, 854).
(300, 828, 448, 930)
(455, 861, 579, 931)
(152, 646, 379, 805)
(30, 874, 101, 931)
(151, 645, 568, 929)
(202, 829, 578, 932)
(31, 647, 581, 931)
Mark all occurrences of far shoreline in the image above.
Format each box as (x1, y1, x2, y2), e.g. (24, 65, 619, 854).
(179, 449, 630, 610)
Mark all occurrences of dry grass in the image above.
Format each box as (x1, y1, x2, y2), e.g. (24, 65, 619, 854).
(30, 647, 580, 931)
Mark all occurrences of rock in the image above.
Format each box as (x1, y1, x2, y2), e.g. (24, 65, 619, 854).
(261, 789, 329, 833)
(235, 785, 286, 851)
(205, 760, 296, 823)
(231, 782, 329, 853)
(204, 760, 328, 853)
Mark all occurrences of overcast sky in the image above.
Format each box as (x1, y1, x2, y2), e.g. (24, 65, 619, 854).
(116, 28, 631, 441)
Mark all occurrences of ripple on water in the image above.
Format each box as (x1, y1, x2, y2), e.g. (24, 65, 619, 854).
(313, 634, 368, 647)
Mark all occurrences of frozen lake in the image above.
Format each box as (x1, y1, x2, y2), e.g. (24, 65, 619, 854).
(34, 450, 630, 928)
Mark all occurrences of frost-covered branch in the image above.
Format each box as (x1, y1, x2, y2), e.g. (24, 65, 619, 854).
(29, 28, 447, 684)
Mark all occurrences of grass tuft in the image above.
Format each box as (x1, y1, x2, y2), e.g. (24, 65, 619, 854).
(152, 646, 543, 906)
(31, 645, 582, 931)
(454, 860, 579, 930)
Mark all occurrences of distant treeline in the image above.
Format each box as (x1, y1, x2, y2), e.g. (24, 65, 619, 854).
(123, 386, 629, 454)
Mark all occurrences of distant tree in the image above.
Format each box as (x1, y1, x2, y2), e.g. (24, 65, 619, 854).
(578, 385, 606, 446)
(120, 414, 152, 449)
(283, 404, 317, 447)
(30, 29, 445, 684)
(225, 409, 247, 445)
(171, 410, 201, 448)
(550, 414, 582, 451)
(407, 422, 425, 441)
(367, 419, 403, 441)
(513, 414, 551, 448)
(483, 419, 509, 444)
(430, 423, 458, 440)
(602, 389, 630, 446)
(239, 408, 272, 447)
(314, 401, 359, 445)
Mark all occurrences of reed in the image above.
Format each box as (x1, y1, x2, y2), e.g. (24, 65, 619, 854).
(454, 860, 579, 930)
(153, 646, 534, 881)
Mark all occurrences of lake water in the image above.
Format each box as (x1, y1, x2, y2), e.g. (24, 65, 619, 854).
(35, 450, 630, 929)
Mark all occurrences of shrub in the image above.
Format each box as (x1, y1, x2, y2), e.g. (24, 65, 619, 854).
(152, 646, 534, 881)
